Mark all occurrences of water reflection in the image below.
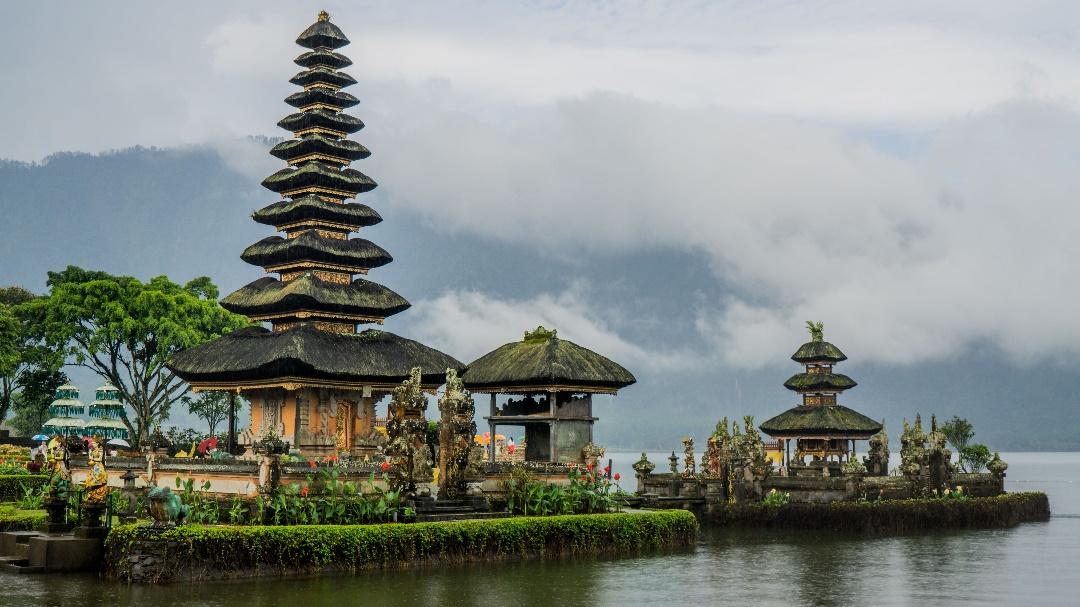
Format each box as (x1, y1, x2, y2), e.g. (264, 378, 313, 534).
(1, 452, 1077, 607)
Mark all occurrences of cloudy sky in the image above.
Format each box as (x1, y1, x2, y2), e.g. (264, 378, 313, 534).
(4, 1, 1080, 446)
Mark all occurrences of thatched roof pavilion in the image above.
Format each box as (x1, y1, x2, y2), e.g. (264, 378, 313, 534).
(463, 327, 635, 464)
(759, 322, 881, 473)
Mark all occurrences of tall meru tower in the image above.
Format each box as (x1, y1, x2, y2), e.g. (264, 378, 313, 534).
(169, 11, 462, 456)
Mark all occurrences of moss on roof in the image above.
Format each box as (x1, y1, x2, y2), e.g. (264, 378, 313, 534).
(759, 405, 882, 438)
(168, 324, 463, 387)
(278, 110, 364, 135)
(462, 326, 636, 392)
(221, 274, 410, 319)
(252, 195, 381, 228)
(240, 231, 392, 269)
(261, 161, 376, 196)
(783, 372, 857, 392)
(791, 340, 847, 363)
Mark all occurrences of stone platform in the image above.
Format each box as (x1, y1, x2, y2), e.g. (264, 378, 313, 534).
(0, 530, 104, 574)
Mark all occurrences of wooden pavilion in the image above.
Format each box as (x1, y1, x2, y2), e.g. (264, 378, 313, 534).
(462, 327, 635, 464)
(759, 322, 881, 474)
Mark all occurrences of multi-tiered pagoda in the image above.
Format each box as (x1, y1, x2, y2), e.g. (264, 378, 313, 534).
(169, 12, 462, 456)
(759, 322, 881, 472)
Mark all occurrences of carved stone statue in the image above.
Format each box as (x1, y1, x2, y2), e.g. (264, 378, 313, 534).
(385, 367, 431, 493)
(682, 437, 695, 477)
(437, 368, 479, 499)
(864, 420, 889, 476)
(83, 436, 109, 504)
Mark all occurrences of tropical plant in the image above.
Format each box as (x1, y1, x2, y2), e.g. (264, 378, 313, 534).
(762, 488, 791, 507)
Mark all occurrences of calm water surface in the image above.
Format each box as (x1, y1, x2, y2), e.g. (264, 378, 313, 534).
(1, 452, 1075, 607)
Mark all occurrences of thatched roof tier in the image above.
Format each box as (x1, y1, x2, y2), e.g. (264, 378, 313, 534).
(462, 326, 636, 393)
(261, 162, 376, 197)
(270, 135, 370, 165)
(241, 231, 392, 270)
(296, 12, 350, 50)
(791, 340, 847, 363)
(252, 195, 381, 229)
(759, 405, 882, 439)
(295, 49, 352, 70)
(285, 88, 359, 111)
(167, 324, 463, 391)
(290, 68, 357, 90)
(278, 110, 364, 136)
(783, 372, 857, 392)
(221, 274, 410, 320)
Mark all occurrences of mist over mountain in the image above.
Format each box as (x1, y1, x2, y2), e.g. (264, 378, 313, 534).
(0, 145, 1075, 450)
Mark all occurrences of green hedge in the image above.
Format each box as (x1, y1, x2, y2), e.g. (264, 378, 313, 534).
(0, 475, 48, 502)
(709, 492, 1049, 534)
(0, 505, 46, 531)
(106, 510, 698, 583)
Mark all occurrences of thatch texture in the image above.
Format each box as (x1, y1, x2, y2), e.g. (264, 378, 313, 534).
(289, 68, 357, 89)
(294, 49, 352, 70)
(167, 324, 463, 387)
(252, 195, 381, 228)
(221, 274, 410, 319)
(296, 16, 350, 50)
(261, 162, 376, 196)
(462, 327, 636, 392)
(783, 372, 857, 392)
(270, 135, 370, 163)
(791, 340, 847, 363)
(285, 88, 360, 110)
(241, 231, 392, 269)
(759, 405, 882, 438)
(278, 110, 364, 135)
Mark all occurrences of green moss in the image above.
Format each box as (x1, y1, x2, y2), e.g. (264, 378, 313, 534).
(708, 492, 1049, 534)
(105, 511, 697, 583)
(463, 331, 636, 391)
(759, 405, 881, 436)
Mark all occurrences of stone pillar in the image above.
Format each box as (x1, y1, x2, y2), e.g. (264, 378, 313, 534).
(489, 393, 496, 464)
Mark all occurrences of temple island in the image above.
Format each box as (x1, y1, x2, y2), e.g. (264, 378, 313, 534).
(0, 11, 1048, 582)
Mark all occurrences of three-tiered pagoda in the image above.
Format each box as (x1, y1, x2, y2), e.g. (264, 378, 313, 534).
(759, 322, 881, 471)
(169, 12, 462, 456)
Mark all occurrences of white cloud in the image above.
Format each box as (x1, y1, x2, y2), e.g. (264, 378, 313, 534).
(408, 287, 698, 371)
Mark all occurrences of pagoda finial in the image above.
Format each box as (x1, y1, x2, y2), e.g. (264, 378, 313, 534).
(806, 320, 824, 342)
(524, 326, 557, 343)
(318, 10, 330, 21)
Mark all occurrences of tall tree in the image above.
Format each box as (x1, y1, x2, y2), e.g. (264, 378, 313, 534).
(0, 286, 63, 423)
(33, 266, 248, 447)
(183, 391, 231, 436)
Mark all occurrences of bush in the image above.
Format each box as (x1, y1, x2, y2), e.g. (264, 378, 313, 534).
(709, 492, 1049, 534)
(105, 510, 699, 583)
(0, 475, 48, 501)
(0, 504, 46, 531)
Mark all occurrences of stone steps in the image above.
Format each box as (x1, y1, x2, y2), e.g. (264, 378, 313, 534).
(416, 511, 511, 523)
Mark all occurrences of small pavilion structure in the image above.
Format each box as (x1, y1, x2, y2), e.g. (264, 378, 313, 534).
(462, 327, 635, 464)
(759, 322, 881, 475)
(168, 12, 461, 456)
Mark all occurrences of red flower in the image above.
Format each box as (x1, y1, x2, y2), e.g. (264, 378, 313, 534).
(586, 463, 594, 472)
(603, 466, 611, 474)
(300, 486, 310, 497)
(614, 473, 621, 481)
(308, 459, 317, 469)
(380, 460, 390, 472)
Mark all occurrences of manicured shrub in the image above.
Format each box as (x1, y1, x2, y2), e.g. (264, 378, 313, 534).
(709, 492, 1049, 534)
(0, 475, 48, 501)
(105, 510, 698, 583)
(0, 504, 46, 531)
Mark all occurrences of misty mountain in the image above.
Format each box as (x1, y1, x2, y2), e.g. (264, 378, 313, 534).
(0, 145, 1074, 450)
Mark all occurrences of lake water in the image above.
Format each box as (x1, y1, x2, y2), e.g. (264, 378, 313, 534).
(1, 452, 1076, 606)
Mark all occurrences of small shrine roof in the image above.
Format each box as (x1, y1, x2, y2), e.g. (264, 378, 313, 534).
(759, 405, 882, 438)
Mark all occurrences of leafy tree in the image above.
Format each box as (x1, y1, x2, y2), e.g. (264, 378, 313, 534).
(32, 266, 248, 447)
(0, 287, 64, 423)
(959, 443, 992, 473)
(9, 367, 68, 437)
(183, 391, 231, 436)
(940, 416, 991, 472)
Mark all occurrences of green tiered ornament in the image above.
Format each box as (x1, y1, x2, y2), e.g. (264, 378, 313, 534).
(41, 384, 85, 437)
(85, 385, 130, 441)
